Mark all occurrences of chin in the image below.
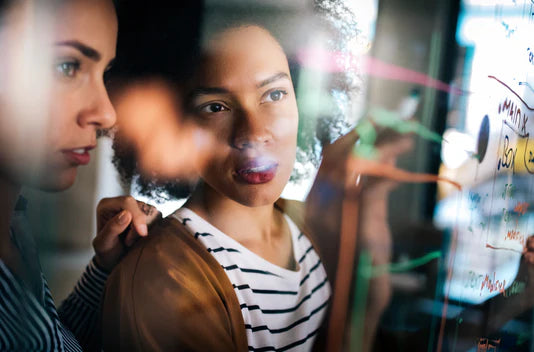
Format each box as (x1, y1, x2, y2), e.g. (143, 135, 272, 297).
(232, 188, 283, 208)
(32, 168, 78, 192)
(237, 177, 291, 207)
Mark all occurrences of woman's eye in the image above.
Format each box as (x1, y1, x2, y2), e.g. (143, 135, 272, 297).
(264, 89, 288, 103)
(198, 103, 229, 113)
(54, 61, 80, 78)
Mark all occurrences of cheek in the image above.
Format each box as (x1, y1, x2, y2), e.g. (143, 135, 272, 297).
(270, 99, 299, 142)
(273, 111, 299, 160)
(273, 114, 298, 141)
(46, 89, 79, 146)
(200, 141, 233, 181)
(195, 120, 233, 164)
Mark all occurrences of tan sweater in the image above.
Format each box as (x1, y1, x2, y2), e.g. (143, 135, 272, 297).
(101, 199, 328, 351)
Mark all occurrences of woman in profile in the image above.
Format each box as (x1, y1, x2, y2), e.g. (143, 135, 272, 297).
(0, 0, 156, 350)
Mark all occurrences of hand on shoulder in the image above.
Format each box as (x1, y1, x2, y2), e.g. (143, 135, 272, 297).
(92, 196, 161, 272)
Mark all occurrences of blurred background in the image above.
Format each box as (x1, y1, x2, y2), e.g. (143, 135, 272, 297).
(24, 0, 534, 350)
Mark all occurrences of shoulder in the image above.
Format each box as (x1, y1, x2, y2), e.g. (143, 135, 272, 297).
(276, 198, 313, 239)
(0, 260, 35, 308)
(276, 198, 327, 261)
(108, 216, 222, 290)
(102, 216, 247, 351)
(276, 198, 306, 229)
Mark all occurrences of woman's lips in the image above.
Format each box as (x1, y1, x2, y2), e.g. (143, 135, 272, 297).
(62, 147, 94, 165)
(235, 159, 279, 184)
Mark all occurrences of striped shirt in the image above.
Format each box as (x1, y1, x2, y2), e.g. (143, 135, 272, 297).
(0, 198, 109, 351)
(0, 258, 108, 351)
(173, 207, 331, 352)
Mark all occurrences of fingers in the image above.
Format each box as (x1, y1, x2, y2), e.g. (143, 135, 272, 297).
(93, 197, 162, 271)
(121, 201, 161, 247)
(316, 130, 360, 184)
(321, 128, 413, 171)
(129, 200, 161, 239)
(524, 236, 534, 264)
(103, 210, 132, 244)
(115, 210, 132, 232)
(92, 209, 133, 271)
(322, 129, 359, 159)
(128, 200, 150, 238)
(524, 252, 534, 265)
(98, 196, 156, 237)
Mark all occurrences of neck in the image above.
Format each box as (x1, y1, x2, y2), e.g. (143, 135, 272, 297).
(184, 183, 279, 244)
(0, 176, 21, 255)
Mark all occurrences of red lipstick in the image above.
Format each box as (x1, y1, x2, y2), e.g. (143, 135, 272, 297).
(235, 158, 278, 184)
(62, 146, 95, 165)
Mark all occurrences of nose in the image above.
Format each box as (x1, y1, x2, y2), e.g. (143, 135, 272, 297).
(77, 79, 117, 130)
(232, 107, 273, 149)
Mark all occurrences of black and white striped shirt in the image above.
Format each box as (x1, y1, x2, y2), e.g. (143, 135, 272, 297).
(0, 258, 107, 351)
(0, 198, 108, 351)
(173, 207, 331, 352)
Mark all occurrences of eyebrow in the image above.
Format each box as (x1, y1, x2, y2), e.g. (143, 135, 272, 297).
(54, 40, 101, 61)
(191, 72, 291, 98)
(257, 72, 290, 88)
(190, 87, 230, 97)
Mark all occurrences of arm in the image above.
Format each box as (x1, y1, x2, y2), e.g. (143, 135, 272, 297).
(305, 131, 414, 351)
(57, 257, 108, 351)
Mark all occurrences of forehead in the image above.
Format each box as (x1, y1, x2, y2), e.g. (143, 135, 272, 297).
(53, 0, 117, 57)
(199, 26, 291, 88)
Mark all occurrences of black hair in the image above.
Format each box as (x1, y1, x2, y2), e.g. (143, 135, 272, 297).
(108, 1, 203, 201)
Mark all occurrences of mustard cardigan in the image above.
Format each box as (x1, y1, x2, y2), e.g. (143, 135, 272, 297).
(101, 199, 329, 351)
